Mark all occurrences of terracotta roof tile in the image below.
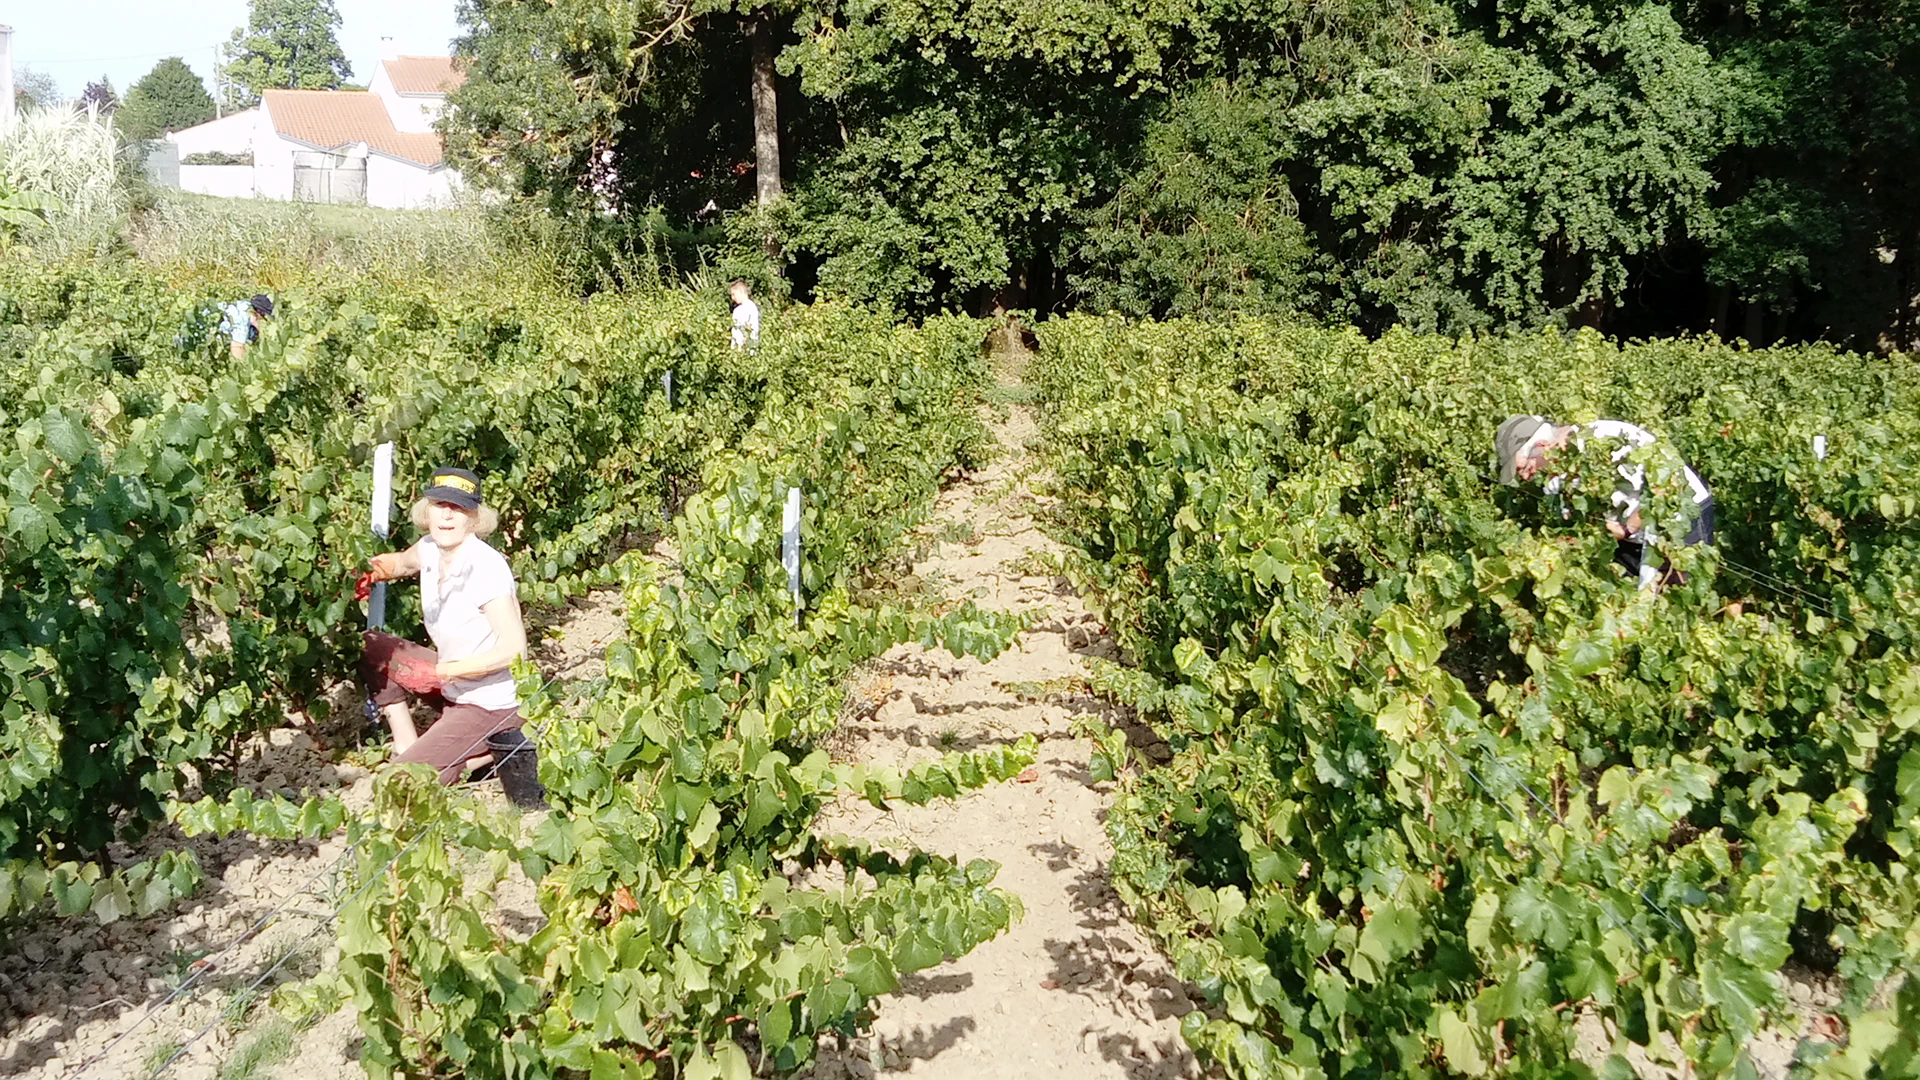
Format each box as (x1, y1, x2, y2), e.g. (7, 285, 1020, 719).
(262, 90, 446, 168)
(382, 56, 466, 95)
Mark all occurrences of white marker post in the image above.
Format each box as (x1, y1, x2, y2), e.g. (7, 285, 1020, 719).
(367, 442, 394, 629)
(782, 486, 802, 627)
(1813, 434, 1828, 461)
(662, 369, 675, 409)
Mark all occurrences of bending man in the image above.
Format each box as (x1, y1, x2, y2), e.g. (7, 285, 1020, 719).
(1495, 415, 1714, 588)
(224, 294, 272, 358)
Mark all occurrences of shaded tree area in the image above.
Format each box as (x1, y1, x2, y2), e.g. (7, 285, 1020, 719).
(444, 0, 1920, 348)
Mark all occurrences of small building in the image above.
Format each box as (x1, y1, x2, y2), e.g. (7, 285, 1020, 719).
(165, 54, 466, 210)
(166, 108, 261, 160)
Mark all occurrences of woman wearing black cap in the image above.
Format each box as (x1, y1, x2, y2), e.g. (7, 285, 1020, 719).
(358, 466, 545, 807)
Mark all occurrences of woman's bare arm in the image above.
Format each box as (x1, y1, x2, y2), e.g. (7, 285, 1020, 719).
(437, 594, 528, 680)
(370, 546, 423, 580)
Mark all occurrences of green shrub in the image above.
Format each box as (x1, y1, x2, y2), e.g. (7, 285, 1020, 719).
(0, 106, 127, 257)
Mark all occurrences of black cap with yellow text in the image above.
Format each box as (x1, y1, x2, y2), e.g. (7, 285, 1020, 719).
(423, 466, 482, 510)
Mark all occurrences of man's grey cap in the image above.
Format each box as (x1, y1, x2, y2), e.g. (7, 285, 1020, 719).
(1495, 414, 1551, 485)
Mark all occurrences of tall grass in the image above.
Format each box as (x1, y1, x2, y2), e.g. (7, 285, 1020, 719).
(1, 117, 696, 303)
(128, 191, 591, 297)
(0, 105, 127, 257)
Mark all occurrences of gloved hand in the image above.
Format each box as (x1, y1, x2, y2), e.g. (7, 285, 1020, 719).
(355, 552, 410, 601)
(389, 654, 443, 695)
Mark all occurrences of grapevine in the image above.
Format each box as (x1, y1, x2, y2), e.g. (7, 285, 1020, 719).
(0, 258, 986, 860)
(1031, 316, 1920, 1076)
(8, 256, 1049, 1075)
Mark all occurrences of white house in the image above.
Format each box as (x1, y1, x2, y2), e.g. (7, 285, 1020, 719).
(370, 55, 460, 134)
(165, 55, 465, 210)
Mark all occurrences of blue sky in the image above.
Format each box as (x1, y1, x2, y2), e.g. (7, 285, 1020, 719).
(4, 1, 462, 100)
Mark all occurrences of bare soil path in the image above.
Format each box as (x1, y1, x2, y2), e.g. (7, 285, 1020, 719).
(801, 393, 1202, 1080)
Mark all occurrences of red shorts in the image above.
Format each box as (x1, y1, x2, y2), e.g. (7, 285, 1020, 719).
(362, 631, 524, 784)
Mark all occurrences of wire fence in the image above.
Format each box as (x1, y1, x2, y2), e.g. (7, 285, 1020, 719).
(142, 828, 432, 1078)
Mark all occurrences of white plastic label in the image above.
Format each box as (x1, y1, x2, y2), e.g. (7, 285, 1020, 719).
(368, 442, 394, 629)
(370, 442, 394, 539)
(782, 486, 802, 623)
(1813, 434, 1827, 461)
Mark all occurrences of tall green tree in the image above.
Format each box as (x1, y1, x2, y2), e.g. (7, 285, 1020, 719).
(118, 58, 218, 142)
(1070, 81, 1317, 321)
(779, 22, 1143, 312)
(442, 0, 1920, 345)
(446, 0, 791, 218)
(446, 0, 1147, 309)
(219, 0, 353, 108)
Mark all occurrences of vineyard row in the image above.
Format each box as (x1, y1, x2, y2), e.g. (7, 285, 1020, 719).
(1030, 316, 1920, 1078)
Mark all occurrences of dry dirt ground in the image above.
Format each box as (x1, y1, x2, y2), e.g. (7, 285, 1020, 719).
(798, 400, 1203, 1080)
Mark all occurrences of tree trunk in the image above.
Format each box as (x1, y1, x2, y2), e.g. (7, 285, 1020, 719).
(748, 12, 783, 266)
(1709, 283, 1731, 340)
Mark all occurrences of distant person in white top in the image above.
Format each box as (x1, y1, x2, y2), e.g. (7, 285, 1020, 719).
(729, 279, 761, 349)
(356, 466, 545, 807)
(222, 294, 273, 358)
(1496, 415, 1715, 588)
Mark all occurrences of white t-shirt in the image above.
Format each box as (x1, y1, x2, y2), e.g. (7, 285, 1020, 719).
(1578, 420, 1711, 520)
(731, 298, 761, 349)
(222, 301, 254, 345)
(413, 536, 519, 709)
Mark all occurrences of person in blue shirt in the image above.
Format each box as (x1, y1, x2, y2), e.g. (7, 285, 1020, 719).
(222, 294, 273, 358)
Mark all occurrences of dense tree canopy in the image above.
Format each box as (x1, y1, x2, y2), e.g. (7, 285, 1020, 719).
(219, 0, 353, 108)
(119, 59, 218, 142)
(445, 0, 1920, 347)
